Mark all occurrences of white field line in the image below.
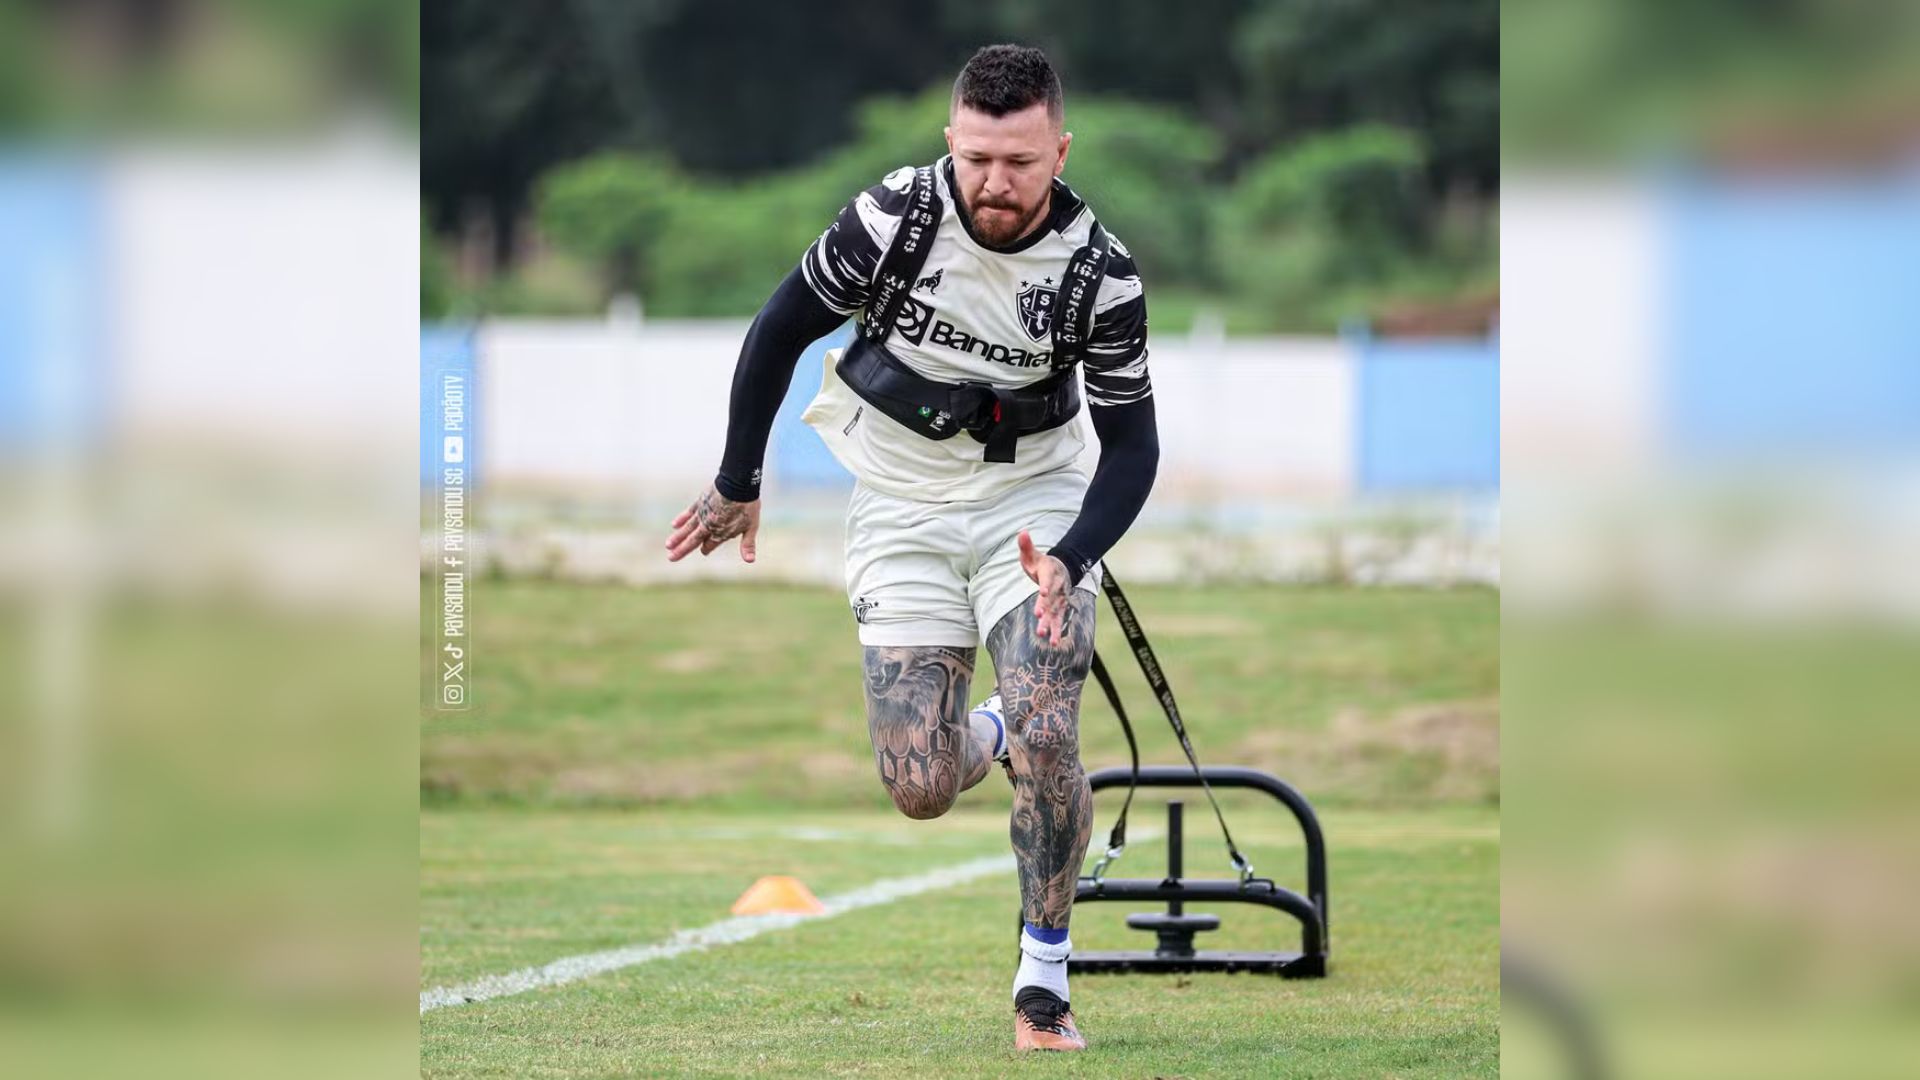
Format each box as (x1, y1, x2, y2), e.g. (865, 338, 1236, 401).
(422, 827, 1164, 1014)
(421, 852, 1013, 1013)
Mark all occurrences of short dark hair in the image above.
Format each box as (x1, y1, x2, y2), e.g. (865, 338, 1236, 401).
(952, 45, 1063, 125)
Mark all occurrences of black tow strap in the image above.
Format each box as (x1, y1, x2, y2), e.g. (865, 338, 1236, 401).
(1088, 569, 1255, 886)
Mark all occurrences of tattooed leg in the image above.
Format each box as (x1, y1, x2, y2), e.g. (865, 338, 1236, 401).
(863, 645, 991, 819)
(988, 590, 1097, 929)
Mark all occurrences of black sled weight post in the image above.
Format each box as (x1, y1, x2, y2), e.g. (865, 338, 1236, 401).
(1070, 770, 1328, 977)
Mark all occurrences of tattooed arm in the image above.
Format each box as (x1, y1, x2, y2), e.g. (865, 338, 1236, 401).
(664, 263, 849, 564)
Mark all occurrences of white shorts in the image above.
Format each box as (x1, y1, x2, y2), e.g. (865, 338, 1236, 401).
(844, 465, 1103, 648)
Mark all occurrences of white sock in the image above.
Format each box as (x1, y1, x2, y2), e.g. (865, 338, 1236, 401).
(968, 702, 1006, 761)
(1013, 928, 1071, 1002)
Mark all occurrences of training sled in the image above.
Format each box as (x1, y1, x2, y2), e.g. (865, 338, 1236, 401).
(1070, 767, 1329, 978)
(1031, 569, 1329, 978)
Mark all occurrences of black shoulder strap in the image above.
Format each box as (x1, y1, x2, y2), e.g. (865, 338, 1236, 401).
(1050, 219, 1110, 369)
(861, 167, 942, 346)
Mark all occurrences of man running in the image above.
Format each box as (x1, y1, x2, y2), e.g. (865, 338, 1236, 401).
(664, 44, 1157, 1053)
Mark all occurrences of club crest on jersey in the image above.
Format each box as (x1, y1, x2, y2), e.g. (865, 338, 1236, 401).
(1016, 280, 1056, 341)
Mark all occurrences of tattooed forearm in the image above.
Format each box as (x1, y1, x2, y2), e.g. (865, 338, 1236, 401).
(988, 591, 1097, 928)
(863, 645, 983, 819)
(695, 488, 750, 543)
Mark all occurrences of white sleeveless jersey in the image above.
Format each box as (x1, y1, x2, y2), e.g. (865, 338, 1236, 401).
(797, 157, 1151, 502)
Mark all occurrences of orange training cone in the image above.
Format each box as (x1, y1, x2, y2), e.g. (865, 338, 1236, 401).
(730, 875, 826, 916)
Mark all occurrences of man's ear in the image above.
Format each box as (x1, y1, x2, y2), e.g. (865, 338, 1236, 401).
(1055, 131, 1073, 176)
(944, 126, 955, 156)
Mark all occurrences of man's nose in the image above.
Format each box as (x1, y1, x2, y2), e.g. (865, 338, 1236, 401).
(983, 162, 1016, 198)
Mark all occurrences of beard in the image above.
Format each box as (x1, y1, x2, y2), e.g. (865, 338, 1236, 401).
(968, 196, 1046, 246)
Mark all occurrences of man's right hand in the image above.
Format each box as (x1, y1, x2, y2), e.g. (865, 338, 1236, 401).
(665, 483, 761, 563)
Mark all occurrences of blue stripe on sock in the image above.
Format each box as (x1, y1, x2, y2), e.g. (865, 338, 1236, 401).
(1023, 923, 1069, 945)
(976, 707, 1005, 758)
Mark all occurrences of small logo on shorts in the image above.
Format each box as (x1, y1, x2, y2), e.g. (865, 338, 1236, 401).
(853, 596, 879, 624)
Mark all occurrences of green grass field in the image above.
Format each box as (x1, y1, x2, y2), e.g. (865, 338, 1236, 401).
(421, 580, 1498, 1077)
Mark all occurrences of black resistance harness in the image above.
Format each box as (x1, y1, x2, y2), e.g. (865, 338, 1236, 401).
(838, 165, 1108, 464)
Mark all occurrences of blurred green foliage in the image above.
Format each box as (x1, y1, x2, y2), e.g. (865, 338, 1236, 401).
(421, 220, 455, 318)
(1217, 126, 1429, 328)
(1504, 0, 1920, 162)
(537, 155, 686, 299)
(425, 0, 1499, 333)
(527, 90, 1245, 319)
(1053, 100, 1225, 287)
(513, 95, 1481, 331)
(1, 0, 418, 136)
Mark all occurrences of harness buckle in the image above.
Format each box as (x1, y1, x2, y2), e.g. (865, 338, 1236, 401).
(948, 381, 998, 431)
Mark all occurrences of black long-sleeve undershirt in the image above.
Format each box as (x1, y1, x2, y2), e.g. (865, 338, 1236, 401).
(713, 266, 849, 502)
(1049, 395, 1159, 586)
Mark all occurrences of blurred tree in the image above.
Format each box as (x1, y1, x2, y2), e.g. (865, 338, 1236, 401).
(940, 0, 1493, 195)
(1057, 100, 1223, 286)
(425, 0, 1499, 244)
(536, 89, 1228, 316)
(426, 0, 1500, 327)
(422, 217, 455, 319)
(1232, 0, 1496, 197)
(1216, 125, 1428, 324)
(230, 0, 421, 123)
(628, 0, 962, 174)
(537, 154, 686, 300)
(936, 0, 1254, 153)
(422, 0, 642, 268)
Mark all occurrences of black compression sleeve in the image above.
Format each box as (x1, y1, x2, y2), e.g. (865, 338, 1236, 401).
(1048, 396, 1160, 586)
(713, 265, 850, 501)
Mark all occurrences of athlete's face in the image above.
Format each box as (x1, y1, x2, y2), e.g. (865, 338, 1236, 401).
(945, 102, 1071, 247)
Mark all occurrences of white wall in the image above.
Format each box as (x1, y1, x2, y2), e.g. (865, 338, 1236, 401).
(111, 137, 418, 452)
(478, 319, 1358, 501)
(1137, 337, 1354, 499)
(477, 319, 745, 491)
(1501, 178, 1660, 483)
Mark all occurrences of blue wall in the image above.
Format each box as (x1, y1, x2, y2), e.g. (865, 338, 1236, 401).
(769, 322, 857, 490)
(1664, 174, 1920, 459)
(0, 156, 104, 448)
(1353, 331, 1500, 494)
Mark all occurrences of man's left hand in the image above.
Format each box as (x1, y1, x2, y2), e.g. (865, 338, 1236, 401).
(1016, 530, 1072, 646)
